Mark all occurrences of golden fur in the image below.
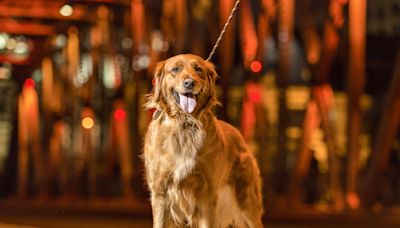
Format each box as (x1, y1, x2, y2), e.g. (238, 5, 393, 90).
(144, 54, 263, 228)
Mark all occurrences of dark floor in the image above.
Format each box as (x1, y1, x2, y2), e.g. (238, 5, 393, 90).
(1, 198, 400, 228)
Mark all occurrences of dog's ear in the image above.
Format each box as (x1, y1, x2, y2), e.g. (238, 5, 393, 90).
(201, 60, 221, 110)
(204, 61, 219, 96)
(153, 61, 165, 102)
(204, 60, 218, 83)
(145, 61, 165, 110)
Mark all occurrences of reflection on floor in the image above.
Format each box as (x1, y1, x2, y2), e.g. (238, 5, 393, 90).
(1, 198, 400, 228)
(0, 223, 37, 228)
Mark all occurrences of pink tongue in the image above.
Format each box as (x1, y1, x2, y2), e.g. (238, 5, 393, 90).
(179, 94, 197, 113)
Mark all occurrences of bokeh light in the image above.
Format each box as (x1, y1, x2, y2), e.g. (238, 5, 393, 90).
(114, 109, 126, 121)
(59, 5, 73, 17)
(250, 60, 262, 73)
(24, 78, 35, 88)
(81, 117, 94, 129)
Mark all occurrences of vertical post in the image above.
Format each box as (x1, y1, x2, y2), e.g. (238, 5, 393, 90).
(239, 0, 258, 67)
(363, 51, 400, 207)
(314, 85, 344, 211)
(289, 100, 320, 206)
(346, 0, 366, 209)
(276, 0, 293, 88)
(131, 0, 146, 195)
(175, 0, 187, 53)
(113, 101, 134, 198)
(293, 0, 346, 209)
(17, 82, 44, 197)
(218, 0, 236, 121)
(131, 0, 145, 54)
(274, 0, 294, 201)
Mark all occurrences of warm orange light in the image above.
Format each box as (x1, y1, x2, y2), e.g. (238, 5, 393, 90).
(114, 109, 126, 121)
(347, 192, 360, 210)
(24, 78, 35, 88)
(250, 61, 262, 73)
(82, 117, 94, 129)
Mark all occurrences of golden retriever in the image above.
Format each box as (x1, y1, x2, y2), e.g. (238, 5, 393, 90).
(144, 54, 263, 228)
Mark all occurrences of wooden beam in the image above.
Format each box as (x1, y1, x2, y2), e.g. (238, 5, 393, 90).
(0, 0, 63, 2)
(0, 19, 55, 36)
(130, 0, 146, 197)
(0, 55, 31, 65)
(0, 4, 92, 22)
(288, 0, 320, 206)
(273, 0, 294, 199)
(363, 51, 400, 207)
(289, 100, 320, 206)
(314, 85, 344, 211)
(276, 0, 293, 88)
(71, 0, 130, 6)
(346, 0, 366, 210)
(295, 0, 346, 210)
(239, 0, 258, 68)
(217, 0, 237, 120)
(313, 22, 339, 84)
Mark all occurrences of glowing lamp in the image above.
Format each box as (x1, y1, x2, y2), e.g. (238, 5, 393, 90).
(250, 92, 261, 103)
(250, 61, 262, 73)
(24, 78, 35, 88)
(82, 117, 94, 129)
(114, 109, 126, 121)
(59, 5, 73, 17)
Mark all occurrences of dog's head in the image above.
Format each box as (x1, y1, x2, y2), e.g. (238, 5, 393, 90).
(146, 54, 219, 116)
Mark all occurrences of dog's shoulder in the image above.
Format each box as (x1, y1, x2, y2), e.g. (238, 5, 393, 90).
(215, 119, 244, 139)
(214, 119, 247, 152)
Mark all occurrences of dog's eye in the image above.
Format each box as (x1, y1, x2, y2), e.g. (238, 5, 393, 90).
(194, 66, 203, 73)
(171, 66, 181, 73)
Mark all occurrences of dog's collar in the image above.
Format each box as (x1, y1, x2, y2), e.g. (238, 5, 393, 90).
(152, 110, 161, 120)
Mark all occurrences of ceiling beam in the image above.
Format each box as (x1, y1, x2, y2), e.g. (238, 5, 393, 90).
(0, 55, 31, 65)
(0, 4, 93, 22)
(0, 19, 55, 36)
(71, 0, 130, 6)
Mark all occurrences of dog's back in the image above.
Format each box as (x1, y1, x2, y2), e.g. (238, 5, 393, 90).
(214, 119, 264, 227)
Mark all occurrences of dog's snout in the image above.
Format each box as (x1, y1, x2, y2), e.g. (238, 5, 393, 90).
(183, 78, 195, 89)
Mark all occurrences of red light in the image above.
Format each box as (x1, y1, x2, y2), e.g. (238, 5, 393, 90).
(250, 91, 261, 103)
(114, 109, 126, 121)
(250, 61, 262, 73)
(24, 78, 35, 88)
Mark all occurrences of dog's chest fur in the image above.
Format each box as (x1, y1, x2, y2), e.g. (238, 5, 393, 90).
(147, 115, 207, 224)
(149, 114, 206, 183)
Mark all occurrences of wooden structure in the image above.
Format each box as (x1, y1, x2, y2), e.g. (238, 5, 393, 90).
(363, 51, 400, 206)
(0, 0, 399, 214)
(346, 0, 367, 210)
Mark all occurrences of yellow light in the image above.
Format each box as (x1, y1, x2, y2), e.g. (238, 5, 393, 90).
(82, 117, 94, 129)
(59, 5, 73, 17)
(285, 127, 302, 139)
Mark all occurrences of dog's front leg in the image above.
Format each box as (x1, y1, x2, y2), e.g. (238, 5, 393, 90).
(151, 194, 168, 228)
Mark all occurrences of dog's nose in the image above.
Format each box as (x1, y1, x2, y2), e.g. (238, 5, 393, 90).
(183, 78, 195, 89)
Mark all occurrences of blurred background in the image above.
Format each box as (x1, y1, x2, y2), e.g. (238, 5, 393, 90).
(0, 0, 399, 227)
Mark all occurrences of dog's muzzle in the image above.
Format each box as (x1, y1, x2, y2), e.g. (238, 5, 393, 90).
(173, 90, 198, 113)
